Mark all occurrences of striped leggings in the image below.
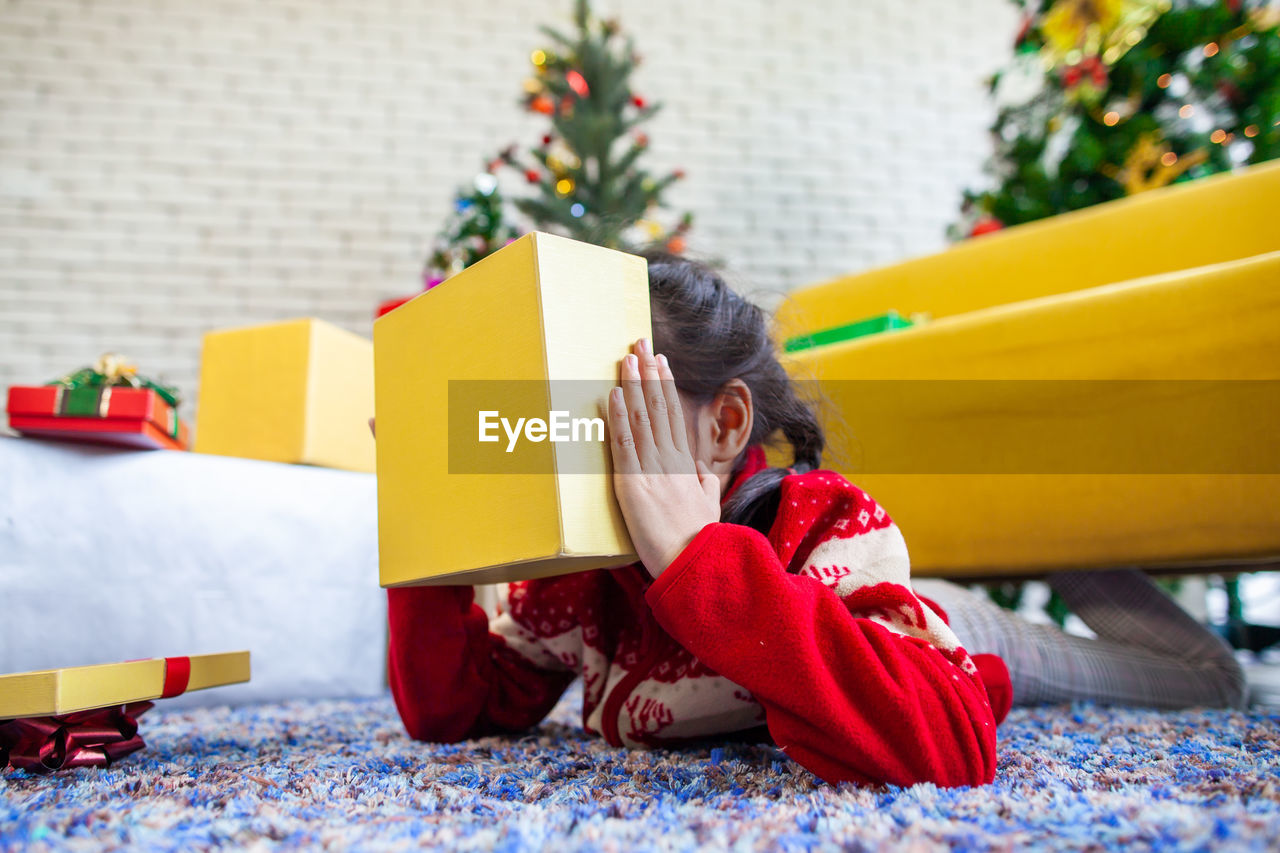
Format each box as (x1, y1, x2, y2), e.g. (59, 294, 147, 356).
(914, 570, 1248, 710)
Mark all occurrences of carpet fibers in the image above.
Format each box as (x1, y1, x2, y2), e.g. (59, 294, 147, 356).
(3, 681, 1279, 851)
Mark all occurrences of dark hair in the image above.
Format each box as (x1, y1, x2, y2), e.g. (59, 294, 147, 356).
(643, 249, 824, 535)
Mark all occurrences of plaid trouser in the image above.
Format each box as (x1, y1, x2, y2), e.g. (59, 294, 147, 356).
(914, 570, 1247, 710)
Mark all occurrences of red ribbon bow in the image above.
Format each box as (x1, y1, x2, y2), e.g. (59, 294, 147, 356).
(0, 702, 153, 774)
(1, 655, 191, 774)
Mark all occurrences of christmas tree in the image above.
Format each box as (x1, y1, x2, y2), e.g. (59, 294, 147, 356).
(422, 165, 522, 287)
(955, 0, 1280, 237)
(499, 0, 692, 252)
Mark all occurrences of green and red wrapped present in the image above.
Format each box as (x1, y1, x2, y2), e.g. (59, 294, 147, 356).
(5, 354, 189, 450)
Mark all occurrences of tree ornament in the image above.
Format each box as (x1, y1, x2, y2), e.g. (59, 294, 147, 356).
(1061, 54, 1109, 103)
(1040, 0, 1168, 69)
(1108, 132, 1209, 194)
(970, 217, 1006, 237)
(566, 70, 590, 97)
(529, 95, 554, 115)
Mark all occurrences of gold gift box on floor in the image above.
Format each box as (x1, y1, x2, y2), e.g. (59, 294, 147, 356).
(194, 318, 376, 473)
(374, 232, 651, 587)
(778, 162, 1280, 578)
(0, 651, 250, 719)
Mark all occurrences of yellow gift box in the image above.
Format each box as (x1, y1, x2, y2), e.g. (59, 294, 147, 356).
(781, 251, 1280, 577)
(0, 651, 250, 719)
(194, 318, 376, 473)
(374, 232, 651, 587)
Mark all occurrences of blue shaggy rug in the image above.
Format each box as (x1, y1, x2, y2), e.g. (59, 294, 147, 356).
(2, 680, 1279, 851)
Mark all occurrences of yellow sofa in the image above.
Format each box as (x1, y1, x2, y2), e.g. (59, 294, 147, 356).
(778, 163, 1280, 578)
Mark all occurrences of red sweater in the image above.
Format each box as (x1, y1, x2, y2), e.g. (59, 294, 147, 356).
(387, 448, 1013, 788)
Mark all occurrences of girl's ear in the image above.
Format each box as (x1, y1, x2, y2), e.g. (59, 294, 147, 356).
(707, 379, 754, 464)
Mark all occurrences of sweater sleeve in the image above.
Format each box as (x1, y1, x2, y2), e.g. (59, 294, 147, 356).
(643, 473, 1000, 788)
(387, 585, 577, 742)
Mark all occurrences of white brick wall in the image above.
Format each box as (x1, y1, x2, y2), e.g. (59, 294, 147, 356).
(0, 0, 1016, 423)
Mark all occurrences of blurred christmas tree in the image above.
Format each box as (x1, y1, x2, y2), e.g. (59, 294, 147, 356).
(955, 0, 1280, 238)
(422, 165, 522, 287)
(499, 0, 692, 252)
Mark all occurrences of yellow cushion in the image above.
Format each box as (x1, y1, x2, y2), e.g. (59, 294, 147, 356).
(775, 161, 1280, 340)
(781, 251, 1280, 576)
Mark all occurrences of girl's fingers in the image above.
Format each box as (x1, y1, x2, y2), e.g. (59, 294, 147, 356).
(636, 339, 675, 453)
(607, 385, 641, 475)
(620, 351, 659, 467)
(656, 353, 690, 455)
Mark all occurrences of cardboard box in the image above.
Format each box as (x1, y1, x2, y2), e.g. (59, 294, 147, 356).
(0, 651, 250, 719)
(375, 232, 651, 587)
(781, 250, 1280, 577)
(7, 385, 189, 450)
(194, 318, 376, 473)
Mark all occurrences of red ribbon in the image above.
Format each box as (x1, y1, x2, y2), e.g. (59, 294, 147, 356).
(161, 656, 191, 699)
(0, 702, 152, 774)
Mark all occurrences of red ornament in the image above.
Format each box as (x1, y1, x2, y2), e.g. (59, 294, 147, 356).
(672, 168, 686, 180)
(1217, 80, 1242, 103)
(631, 94, 647, 109)
(1079, 56, 1107, 87)
(1062, 56, 1107, 90)
(665, 235, 687, 254)
(525, 169, 541, 184)
(566, 70, 590, 97)
(530, 95, 554, 115)
(376, 295, 414, 318)
(969, 217, 1004, 238)
(542, 134, 553, 145)
(634, 132, 649, 148)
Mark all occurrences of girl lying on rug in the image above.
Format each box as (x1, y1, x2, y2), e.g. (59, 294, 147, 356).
(386, 252, 1245, 789)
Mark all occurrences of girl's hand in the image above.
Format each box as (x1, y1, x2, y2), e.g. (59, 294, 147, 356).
(608, 339, 721, 579)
